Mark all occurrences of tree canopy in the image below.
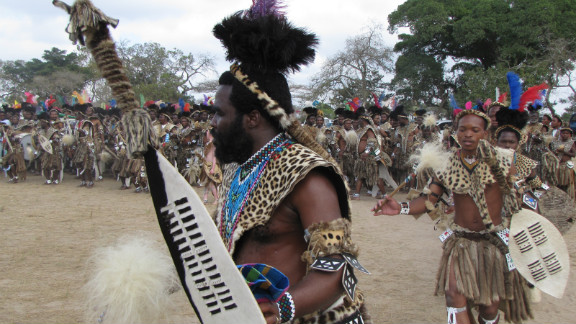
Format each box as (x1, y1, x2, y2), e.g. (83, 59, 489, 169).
(0, 47, 92, 101)
(0, 43, 215, 106)
(388, 0, 576, 113)
(115, 41, 215, 102)
(310, 25, 394, 107)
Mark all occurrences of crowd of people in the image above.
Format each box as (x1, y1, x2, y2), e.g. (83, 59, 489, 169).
(2, 92, 575, 207)
(4, 0, 573, 323)
(0, 100, 222, 203)
(3, 86, 573, 324)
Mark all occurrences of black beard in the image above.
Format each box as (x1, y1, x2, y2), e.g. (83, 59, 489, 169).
(211, 114, 254, 164)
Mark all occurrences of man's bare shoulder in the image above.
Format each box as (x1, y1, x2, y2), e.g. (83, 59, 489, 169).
(287, 168, 346, 227)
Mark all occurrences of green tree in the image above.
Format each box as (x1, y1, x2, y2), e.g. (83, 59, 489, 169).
(390, 52, 446, 106)
(116, 41, 215, 102)
(0, 47, 92, 101)
(310, 25, 394, 106)
(388, 0, 576, 111)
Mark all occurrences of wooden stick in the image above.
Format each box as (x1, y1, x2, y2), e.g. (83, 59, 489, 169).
(377, 173, 415, 212)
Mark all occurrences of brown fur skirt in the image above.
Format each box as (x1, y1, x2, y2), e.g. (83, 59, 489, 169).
(556, 163, 573, 186)
(435, 231, 533, 323)
(342, 152, 355, 176)
(353, 158, 378, 188)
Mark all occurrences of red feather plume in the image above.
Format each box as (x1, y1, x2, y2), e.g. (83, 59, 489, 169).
(519, 83, 548, 112)
(497, 92, 507, 104)
(371, 93, 381, 109)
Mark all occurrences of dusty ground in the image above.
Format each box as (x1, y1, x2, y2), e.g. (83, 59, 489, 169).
(1, 173, 575, 323)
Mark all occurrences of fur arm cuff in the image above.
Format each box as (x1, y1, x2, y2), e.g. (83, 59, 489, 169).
(526, 176, 543, 190)
(301, 218, 368, 302)
(301, 218, 358, 266)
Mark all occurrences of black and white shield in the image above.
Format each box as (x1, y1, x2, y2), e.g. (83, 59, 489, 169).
(145, 147, 265, 324)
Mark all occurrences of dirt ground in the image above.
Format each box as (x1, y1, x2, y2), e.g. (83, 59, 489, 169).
(1, 173, 575, 323)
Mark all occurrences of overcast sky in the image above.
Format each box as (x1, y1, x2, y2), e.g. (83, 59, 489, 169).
(0, 0, 407, 86)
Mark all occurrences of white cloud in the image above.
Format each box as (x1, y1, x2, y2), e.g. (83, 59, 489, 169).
(0, 0, 404, 65)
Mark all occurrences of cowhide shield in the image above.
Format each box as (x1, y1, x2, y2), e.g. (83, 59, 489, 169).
(509, 208, 570, 299)
(38, 134, 53, 154)
(17, 133, 34, 160)
(144, 147, 265, 324)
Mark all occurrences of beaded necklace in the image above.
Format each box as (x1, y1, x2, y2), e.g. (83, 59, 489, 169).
(459, 150, 479, 173)
(219, 133, 292, 250)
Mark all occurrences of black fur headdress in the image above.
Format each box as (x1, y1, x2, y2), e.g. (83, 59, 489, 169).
(213, 1, 317, 76)
(213, 0, 318, 130)
(495, 107, 529, 141)
(303, 107, 318, 117)
(212, 0, 335, 164)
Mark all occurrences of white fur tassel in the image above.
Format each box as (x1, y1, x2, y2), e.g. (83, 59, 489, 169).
(344, 130, 359, 148)
(543, 135, 554, 146)
(316, 131, 327, 145)
(99, 151, 113, 164)
(62, 134, 75, 146)
(25, 146, 34, 159)
(423, 114, 437, 128)
(410, 142, 451, 173)
(84, 234, 180, 324)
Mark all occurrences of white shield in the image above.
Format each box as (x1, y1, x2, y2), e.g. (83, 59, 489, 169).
(509, 208, 570, 298)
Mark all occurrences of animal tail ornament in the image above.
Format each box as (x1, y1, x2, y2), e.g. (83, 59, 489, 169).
(53, 0, 156, 157)
(477, 140, 511, 194)
(83, 234, 179, 324)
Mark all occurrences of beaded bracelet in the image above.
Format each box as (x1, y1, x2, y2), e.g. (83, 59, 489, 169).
(400, 201, 410, 215)
(277, 291, 296, 323)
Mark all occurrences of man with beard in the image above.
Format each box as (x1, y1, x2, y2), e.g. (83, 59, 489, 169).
(210, 2, 369, 323)
(315, 114, 325, 130)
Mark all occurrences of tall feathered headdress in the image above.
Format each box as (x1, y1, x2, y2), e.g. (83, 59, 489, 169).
(449, 93, 462, 117)
(371, 93, 382, 109)
(506, 72, 523, 111)
(213, 0, 316, 76)
(371, 92, 386, 109)
(527, 90, 547, 112)
(346, 97, 361, 112)
(493, 72, 529, 140)
(504, 71, 547, 111)
(520, 84, 548, 112)
(24, 92, 38, 105)
(213, 0, 334, 163)
(494, 106, 529, 141)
